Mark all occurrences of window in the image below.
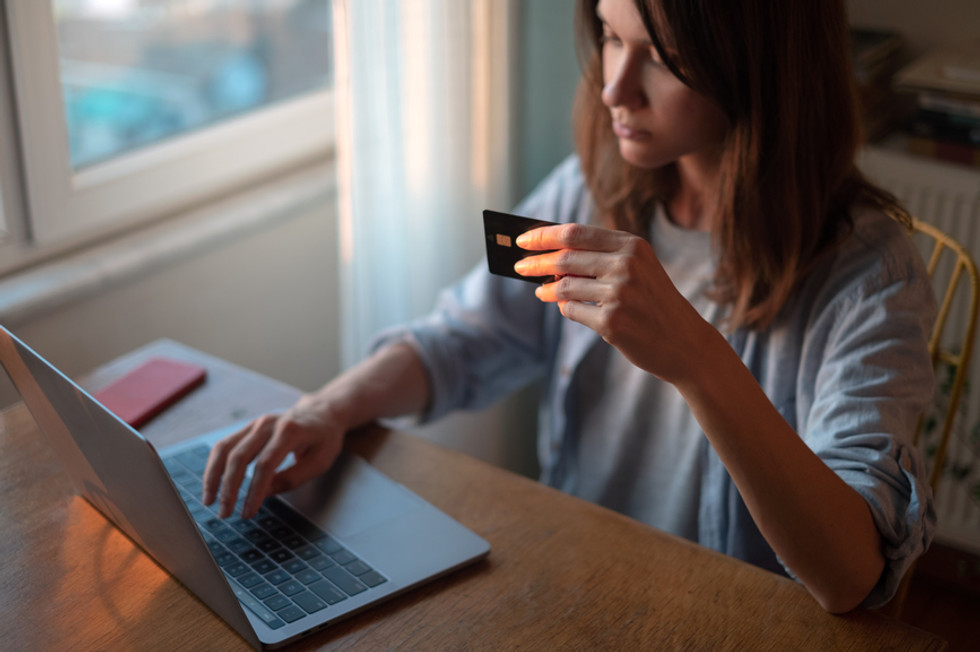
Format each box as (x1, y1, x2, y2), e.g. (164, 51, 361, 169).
(2, 0, 333, 251)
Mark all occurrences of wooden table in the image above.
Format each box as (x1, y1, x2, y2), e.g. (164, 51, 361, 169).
(0, 340, 947, 650)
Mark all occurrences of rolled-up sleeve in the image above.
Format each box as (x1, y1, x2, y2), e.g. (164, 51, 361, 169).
(799, 253, 938, 607)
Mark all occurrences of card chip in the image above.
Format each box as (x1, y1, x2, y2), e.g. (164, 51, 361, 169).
(496, 234, 512, 247)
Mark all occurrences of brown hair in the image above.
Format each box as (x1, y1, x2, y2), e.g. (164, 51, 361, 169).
(573, 0, 910, 330)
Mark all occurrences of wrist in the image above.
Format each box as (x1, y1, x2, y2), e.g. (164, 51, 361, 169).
(299, 383, 356, 432)
(672, 323, 738, 402)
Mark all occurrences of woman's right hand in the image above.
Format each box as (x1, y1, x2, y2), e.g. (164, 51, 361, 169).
(201, 342, 432, 520)
(201, 393, 348, 519)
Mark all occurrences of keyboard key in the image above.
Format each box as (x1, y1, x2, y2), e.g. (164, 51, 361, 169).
(296, 545, 322, 561)
(243, 527, 267, 543)
(266, 499, 324, 537)
(330, 549, 356, 565)
(322, 566, 367, 596)
(292, 590, 328, 614)
(228, 580, 285, 630)
(279, 579, 304, 597)
(214, 529, 240, 544)
(237, 571, 262, 589)
(296, 568, 320, 585)
(257, 540, 281, 554)
(283, 534, 307, 550)
(226, 539, 252, 555)
(170, 468, 194, 483)
(214, 551, 237, 567)
(344, 560, 371, 576)
(270, 526, 294, 540)
(224, 561, 249, 577)
(204, 518, 226, 532)
(309, 579, 347, 605)
(264, 569, 290, 585)
(240, 549, 264, 564)
(359, 570, 387, 588)
(176, 450, 207, 475)
(294, 522, 325, 541)
(276, 605, 305, 624)
(313, 536, 343, 555)
(270, 548, 294, 564)
(251, 558, 276, 575)
(188, 443, 211, 458)
(308, 555, 335, 572)
(229, 518, 254, 533)
(250, 582, 277, 600)
(282, 559, 307, 575)
(258, 516, 281, 531)
(187, 479, 203, 495)
(263, 594, 291, 612)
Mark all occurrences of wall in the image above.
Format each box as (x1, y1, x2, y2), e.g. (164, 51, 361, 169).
(0, 192, 341, 410)
(847, 0, 980, 58)
(517, 0, 579, 200)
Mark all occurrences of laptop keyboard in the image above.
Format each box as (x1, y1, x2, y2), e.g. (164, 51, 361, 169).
(163, 444, 388, 630)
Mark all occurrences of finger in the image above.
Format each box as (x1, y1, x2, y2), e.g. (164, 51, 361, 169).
(241, 419, 306, 518)
(216, 415, 276, 518)
(556, 298, 603, 331)
(534, 275, 606, 304)
(514, 249, 604, 279)
(515, 223, 627, 252)
(201, 423, 252, 506)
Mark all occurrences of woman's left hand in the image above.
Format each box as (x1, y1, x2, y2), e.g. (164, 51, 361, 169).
(513, 223, 712, 386)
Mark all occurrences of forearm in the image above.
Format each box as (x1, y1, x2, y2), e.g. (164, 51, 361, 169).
(675, 328, 884, 613)
(308, 342, 431, 431)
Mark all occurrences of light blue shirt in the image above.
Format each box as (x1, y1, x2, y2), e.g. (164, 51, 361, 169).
(373, 156, 937, 607)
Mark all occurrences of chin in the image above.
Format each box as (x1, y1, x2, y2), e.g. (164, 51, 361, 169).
(618, 142, 673, 170)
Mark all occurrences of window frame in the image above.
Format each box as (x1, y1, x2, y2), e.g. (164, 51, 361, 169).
(2, 0, 334, 254)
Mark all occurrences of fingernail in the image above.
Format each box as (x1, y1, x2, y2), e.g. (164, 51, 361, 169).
(515, 233, 529, 247)
(514, 259, 528, 274)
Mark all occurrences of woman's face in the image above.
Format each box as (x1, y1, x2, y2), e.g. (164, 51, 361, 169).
(597, 0, 728, 170)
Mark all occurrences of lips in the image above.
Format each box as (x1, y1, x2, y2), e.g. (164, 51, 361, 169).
(612, 120, 651, 141)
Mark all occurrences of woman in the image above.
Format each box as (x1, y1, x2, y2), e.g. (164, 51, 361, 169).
(203, 0, 936, 612)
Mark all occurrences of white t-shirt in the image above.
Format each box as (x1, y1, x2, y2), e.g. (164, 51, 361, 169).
(570, 204, 721, 540)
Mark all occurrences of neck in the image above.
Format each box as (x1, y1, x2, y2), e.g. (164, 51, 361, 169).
(666, 154, 721, 232)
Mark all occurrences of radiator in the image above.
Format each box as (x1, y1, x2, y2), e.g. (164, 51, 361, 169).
(860, 146, 980, 555)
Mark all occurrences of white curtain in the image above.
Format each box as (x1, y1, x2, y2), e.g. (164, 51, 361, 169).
(333, 0, 516, 368)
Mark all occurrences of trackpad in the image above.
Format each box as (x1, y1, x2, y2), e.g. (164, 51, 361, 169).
(282, 451, 424, 539)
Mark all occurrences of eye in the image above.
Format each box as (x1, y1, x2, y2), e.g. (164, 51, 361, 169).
(600, 30, 622, 47)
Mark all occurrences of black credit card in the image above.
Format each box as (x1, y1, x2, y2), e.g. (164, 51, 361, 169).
(482, 210, 557, 284)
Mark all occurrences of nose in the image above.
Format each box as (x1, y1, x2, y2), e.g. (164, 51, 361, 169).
(601, 51, 646, 110)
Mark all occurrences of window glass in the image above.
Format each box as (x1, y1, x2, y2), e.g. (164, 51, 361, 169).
(54, 0, 332, 170)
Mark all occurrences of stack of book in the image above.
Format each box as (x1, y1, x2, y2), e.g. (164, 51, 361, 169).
(850, 28, 907, 142)
(895, 43, 980, 168)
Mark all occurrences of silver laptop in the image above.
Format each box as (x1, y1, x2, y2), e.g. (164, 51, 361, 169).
(0, 326, 490, 649)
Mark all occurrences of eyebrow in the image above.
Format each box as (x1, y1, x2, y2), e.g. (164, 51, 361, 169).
(595, 6, 654, 47)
